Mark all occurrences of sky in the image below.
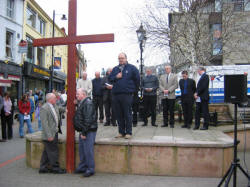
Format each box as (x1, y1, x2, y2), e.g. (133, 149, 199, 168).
(35, 0, 166, 79)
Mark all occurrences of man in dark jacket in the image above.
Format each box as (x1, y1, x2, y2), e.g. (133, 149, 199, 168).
(142, 68, 159, 127)
(179, 71, 196, 129)
(74, 88, 97, 177)
(101, 68, 116, 126)
(194, 67, 210, 130)
(92, 71, 104, 123)
(109, 53, 140, 139)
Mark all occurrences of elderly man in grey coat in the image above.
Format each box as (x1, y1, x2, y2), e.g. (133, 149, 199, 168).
(159, 65, 178, 128)
(39, 93, 66, 174)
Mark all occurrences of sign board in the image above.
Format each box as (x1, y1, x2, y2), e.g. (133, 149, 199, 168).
(18, 40, 28, 53)
(54, 57, 61, 70)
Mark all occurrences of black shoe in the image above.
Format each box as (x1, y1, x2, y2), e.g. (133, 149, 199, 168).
(39, 169, 51, 174)
(142, 123, 147, 126)
(187, 125, 191, 129)
(112, 123, 117, 126)
(193, 126, 199, 130)
(161, 124, 168, 127)
(52, 168, 66, 174)
(200, 127, 208, 130)
(20, 136, 24, 139)
(83, 172, 94, 177)
(104, 122, 110, 126)
(181, 125, 188, 128)
(152, 124, 158, 127)
(74, 169, 86, 174)
(170, 125, 174, 128)
(133, 124, 137, 127)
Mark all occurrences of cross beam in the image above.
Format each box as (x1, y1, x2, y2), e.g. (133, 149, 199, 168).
(33, 34, 114, 47)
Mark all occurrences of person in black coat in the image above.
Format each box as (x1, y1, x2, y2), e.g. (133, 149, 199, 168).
(194, 67, 210, 130)
(92, 71, 104, 123)
(179, 71, 196, 129)
(101, 68, 116, 126)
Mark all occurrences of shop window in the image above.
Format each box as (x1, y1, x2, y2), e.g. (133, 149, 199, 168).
(7, 0, 14, 19)
(37, 47, 45, 67)
(26, 35, 35, 63)
(6, 30, 14, 59)
(26, 6, 36, 28)
(211, 24, 222, 55)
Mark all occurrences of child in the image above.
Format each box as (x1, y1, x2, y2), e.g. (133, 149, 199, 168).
(35, 101, 42, 131)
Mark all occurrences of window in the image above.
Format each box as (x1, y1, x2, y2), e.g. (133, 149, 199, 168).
(211, 24, 222, 55)
(215, 0, 221, 12)
(6, 31, 14, 59)
(26, 6, 36, 28)
(233, 0, 244, 11)
(7, 0, 14, 18)
(37, 47, 45, 67)
(26, 36, 35, 63)
(38, 17, 45, 36)
(245, 0, 250, 11)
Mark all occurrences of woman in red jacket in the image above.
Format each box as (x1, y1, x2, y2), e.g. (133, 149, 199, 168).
(18, 94, 34, 138)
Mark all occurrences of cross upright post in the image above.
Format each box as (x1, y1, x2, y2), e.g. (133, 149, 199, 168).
(33, 0, 114, 173)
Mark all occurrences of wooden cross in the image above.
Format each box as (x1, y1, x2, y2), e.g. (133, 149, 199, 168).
(33, 0, 114, 173)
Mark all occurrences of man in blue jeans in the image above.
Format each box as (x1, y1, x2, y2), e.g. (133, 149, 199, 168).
(74, 88, 97, 177)
(109, 53, 140, 139)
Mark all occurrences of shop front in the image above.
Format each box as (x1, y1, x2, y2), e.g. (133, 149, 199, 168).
(53, 70, 66, 91)
(0, 61, 22, 102)
(23, 61, 50, 95)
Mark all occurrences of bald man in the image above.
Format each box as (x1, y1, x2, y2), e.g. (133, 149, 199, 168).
(39, 93, 66, 174)
(109, 53, 140, 139)
(77, 72, 92, 97)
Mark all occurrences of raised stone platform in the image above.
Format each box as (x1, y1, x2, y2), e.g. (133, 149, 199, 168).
(215, 124, 250, 151)
(26, 123, 234, 178)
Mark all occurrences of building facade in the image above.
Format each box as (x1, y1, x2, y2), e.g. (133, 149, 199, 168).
(169, 0, 250, 72)
(0, 0, 24, 100)
(22, 0, 67, 93)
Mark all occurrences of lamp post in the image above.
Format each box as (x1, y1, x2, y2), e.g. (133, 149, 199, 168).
(50, 10, 67, 92)
(136, 23, 147, 99)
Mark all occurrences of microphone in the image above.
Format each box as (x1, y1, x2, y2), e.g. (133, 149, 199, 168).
(118, 65, 124, 72)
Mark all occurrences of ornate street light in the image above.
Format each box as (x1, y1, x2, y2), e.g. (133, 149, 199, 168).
(136, 23, 147, 99)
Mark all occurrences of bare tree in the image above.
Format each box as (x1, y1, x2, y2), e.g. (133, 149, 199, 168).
(128, 0, 250, 72)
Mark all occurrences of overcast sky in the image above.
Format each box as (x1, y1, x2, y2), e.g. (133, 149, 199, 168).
(35, 0, 166, 79)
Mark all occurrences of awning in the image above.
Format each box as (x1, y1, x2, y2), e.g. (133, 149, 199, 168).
(0, 79, 12, 87)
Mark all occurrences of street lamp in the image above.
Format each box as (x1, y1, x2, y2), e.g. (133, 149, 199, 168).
(136, 23, 147, 99)
(50, 10, 67, 92)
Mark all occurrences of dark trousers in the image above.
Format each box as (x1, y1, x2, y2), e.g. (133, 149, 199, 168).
(1, 114, 13, 140)
(132, 97, 139, 124)
(113, 94, 133, 135)
(104, 97, 115, 124)
(143, 95, 157, 125)
(195, 101, 209, 128)
(40, 133, 60, 171)
(93, 96, 104, 121)
(162, 98, 175, 126)
(76, 132, 96, 174)
(181, 96, 194, 127)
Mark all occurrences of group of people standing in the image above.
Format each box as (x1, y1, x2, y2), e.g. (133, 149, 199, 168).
(34, 52, 211, 179)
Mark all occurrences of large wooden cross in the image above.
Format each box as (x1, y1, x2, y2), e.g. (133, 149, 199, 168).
(33, 0, 114, 173)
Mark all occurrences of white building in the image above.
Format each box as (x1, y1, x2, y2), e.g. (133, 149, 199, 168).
(0, 0, 24, 64)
